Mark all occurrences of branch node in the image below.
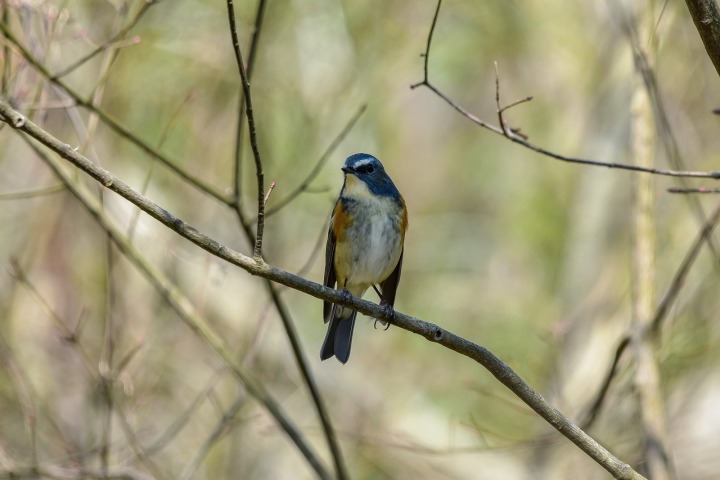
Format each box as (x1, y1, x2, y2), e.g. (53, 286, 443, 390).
(13, 114, 26, 128)
(433, 328, 443, 341)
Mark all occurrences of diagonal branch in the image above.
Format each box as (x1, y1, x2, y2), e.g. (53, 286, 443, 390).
(51, 0, 156, 79)
(579, 199, 720, 431)
(0, 21, 231, 204)
(684, 0, 720, 77)
(0, 98, 646, 480)
(16, 129, 333, 480)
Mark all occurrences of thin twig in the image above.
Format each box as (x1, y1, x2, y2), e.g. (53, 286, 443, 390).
(114, 403, 170, 480)
(15, 125, 333, 480)
(579, 336, 631, 430)
(1, 5, 11, 96)
(0, 184, 65, 200)
(2, 353, 39, 473)
(650, 199, 720, 335)
(0, 99, 645, 480)
(578, 199, 720, 431)
(264, 103, 367, 218)
(144, 369, 227, 457)
(51, 1, 155, 79)
(100, 240, 117, 477)
(410, 0, 720, 180)
(9, 259, 98, 379)
(611, 0, 720, 260)
(232, 0, 267, 204)
(0, 22, 231, 204)
(226, 0, 266, 259)
(494, 62, 505, 135)
(224, 3, 349, 479)
(177, 393, 248, 480)
(668, 187, 720, 194)
(410, 0, 442, 88)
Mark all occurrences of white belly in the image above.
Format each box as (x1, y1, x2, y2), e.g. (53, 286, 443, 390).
(352, 215, 400, 283)
(334, 201, 403, 295)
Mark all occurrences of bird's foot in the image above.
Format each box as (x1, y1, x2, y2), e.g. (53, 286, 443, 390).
(373, 301, 394, 331)
(339, 288, 353, 306)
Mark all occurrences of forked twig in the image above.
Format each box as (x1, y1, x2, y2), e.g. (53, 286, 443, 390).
(410, 0, 720, 180)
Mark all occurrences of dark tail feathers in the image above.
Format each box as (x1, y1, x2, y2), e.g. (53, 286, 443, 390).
(320, 309, 357, 364)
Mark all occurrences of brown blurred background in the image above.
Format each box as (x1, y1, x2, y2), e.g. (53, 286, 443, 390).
(1, 0, 720, 478)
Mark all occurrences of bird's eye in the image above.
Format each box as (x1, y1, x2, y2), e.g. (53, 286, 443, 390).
(365, 165, 375, 174)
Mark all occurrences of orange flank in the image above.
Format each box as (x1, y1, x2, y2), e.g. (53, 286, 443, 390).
(332, 201, 352, 241)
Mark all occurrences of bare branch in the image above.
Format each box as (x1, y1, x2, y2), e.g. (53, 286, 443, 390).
(15, 123, 333, 480)
(0, 184, 65, 200)
(232, 0, 268, 204)
(410, 0, 720, 180)
(580, 337, 631, 430)
(224, 3, 349, 479)
(226, 0, 266, 259)
(668, 187, 720, 193)
(0, 98, 646, 480)
(651, 199, 720, 335)
(684, 0, 720, 77)
(51, 1, 155, 79)
(0, 21, 231, 204)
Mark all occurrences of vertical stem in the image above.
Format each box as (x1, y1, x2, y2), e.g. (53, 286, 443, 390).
(232, 0, 267, 205)
(629, 5, 673, 479)
(1, 5, 10, 95)
(100, 238, 116, 477)
(226, 0, 266, 259)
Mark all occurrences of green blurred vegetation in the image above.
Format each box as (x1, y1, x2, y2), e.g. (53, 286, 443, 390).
(1, 0, 720, 479)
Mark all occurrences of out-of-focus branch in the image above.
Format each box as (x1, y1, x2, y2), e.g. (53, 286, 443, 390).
(1, 5, 11, 95)
(610, 0, 720, 259)
(0, 465, 152, 480)
(177, 392, 247, 480)
(264, 104, 367, 218)
(685, 0, 720, 77)
(224, 2, 349, 479)
(629, 19, 673, 474)
(579, 198, 720, 432)
(0, 99, 646, 480)
(0, 21, 231, 204)
(650, 199, 720, 334)
(579, 337, 631, 430)
(0, 184, 65, 199)
(13, 124, 332, 480)
(669, 187, 720, 193)
(51, 1, 156, 79)
(410, 0, 720, 180)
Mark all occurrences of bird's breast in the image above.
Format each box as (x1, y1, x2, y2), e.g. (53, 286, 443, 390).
(334, 195, 404, 288)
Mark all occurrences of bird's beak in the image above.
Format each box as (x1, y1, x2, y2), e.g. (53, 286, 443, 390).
(341, 166, 354, 174)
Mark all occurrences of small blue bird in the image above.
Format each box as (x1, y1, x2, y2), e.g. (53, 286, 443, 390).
(321, 153, 408, 363)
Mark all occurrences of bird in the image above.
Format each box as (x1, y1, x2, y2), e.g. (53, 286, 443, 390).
(321, 153, 408, 364)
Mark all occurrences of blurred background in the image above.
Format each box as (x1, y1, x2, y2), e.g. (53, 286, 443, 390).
(1, 0, 720, 478)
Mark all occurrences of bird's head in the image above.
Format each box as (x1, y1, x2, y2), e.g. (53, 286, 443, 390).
(341, 153, 399, 199)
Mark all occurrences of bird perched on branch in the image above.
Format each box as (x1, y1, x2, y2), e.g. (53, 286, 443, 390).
(321, 153, 408, 363)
